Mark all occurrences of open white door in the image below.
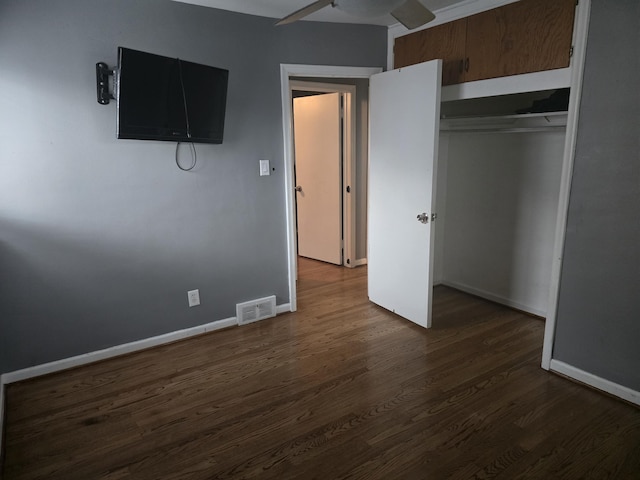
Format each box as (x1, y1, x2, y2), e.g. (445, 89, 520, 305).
(293, 93, 342, 265)
(368, 60, 442, 328)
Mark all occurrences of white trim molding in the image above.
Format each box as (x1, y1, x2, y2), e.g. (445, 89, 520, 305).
(550, 360, 640, 407)
(541, 0, 592, 370)
(275, 303, 292, 315)
(2, 316, 236, 385)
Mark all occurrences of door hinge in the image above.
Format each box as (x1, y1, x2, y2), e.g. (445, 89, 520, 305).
(417, 212, 437, 224)
(569, 46, 574, 57)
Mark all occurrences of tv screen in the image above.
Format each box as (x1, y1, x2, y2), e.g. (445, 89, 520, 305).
(116, 47, 228, 144)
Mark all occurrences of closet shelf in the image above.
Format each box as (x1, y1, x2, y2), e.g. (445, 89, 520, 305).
(440, 67, 572, 102)
(440, 111, 568, 133)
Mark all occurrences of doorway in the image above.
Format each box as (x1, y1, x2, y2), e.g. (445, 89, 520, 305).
(280, 65, 382, 311)
(291, 85, 352, 266)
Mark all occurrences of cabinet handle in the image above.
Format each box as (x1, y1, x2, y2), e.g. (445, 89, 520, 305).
(465, 57, 469, 72)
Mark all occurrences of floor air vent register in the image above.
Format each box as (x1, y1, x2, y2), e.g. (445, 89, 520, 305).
(236, 296, 277, 325)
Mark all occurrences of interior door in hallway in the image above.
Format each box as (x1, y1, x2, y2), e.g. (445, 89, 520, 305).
(293, 92, 342, 265)
(368, 60, 442, 328)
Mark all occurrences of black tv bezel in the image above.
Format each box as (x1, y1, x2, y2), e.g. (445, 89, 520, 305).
(115, 47, 229, 144)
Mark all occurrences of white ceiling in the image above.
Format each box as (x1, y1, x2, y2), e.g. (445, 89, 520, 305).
(172, 0, 464, 26)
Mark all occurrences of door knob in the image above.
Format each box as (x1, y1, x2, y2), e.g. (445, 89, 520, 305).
(417, 212, 429, 224)
(295, 186, 302, 192)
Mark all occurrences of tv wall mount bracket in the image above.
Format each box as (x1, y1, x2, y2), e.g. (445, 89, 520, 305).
(96, 62, 117, 105)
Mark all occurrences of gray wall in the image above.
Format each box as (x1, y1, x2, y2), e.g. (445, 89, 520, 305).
(553, 0, 640, 390)
(0, 0, 387, 374)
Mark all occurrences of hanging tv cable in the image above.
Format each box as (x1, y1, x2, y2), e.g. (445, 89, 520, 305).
(175, 58, 197, 171)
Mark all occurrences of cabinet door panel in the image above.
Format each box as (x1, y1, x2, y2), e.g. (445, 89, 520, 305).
(394, 18, 467, 85)
(465, 0, 576, 82)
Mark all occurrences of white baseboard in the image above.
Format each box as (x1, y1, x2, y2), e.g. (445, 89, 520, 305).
(441, 280, 546, 317)
(2, 303, 291, 386)
(2, 316, 234, 385)
(2, 305, 289, 382)
(276, 303, 292, 315)
(354, 258, 367, 267)
(0, 303, 291, 447)
(550, 359, 640, 406)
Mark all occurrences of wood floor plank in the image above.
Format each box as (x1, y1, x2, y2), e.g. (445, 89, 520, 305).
(2, 257, 639, 479)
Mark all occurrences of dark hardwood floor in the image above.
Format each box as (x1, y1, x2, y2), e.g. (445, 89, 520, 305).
(2, 257, 639, 479)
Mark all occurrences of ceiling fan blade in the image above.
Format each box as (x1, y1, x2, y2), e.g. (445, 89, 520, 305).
(390, 0, 435, 29)
(276, 0, 334, 26)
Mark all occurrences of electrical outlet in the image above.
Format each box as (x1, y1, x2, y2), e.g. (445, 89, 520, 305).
(188, 289, 200, 307)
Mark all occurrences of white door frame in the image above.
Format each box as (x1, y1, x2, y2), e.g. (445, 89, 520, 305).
(280, 64, 382, 312)
(291, 81, 355, 267)
(541, 0, 591, 369)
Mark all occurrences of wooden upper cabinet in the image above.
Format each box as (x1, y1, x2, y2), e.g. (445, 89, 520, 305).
(464, 0, 576, 82)
(393, 0, 577, 85)
(394, 18, 467, 86)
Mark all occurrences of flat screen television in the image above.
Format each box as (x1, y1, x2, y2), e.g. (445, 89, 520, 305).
(116, 47, 228, 144)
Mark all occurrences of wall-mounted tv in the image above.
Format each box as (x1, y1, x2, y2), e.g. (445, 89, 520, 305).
(116, 47, 228, 144)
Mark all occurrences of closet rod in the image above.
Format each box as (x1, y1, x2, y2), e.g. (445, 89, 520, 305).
(441, 126, 566, 134)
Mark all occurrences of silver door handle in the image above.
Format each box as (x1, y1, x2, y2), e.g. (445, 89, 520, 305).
(417, 212, 429, 224)
(295, 186, 302, 192)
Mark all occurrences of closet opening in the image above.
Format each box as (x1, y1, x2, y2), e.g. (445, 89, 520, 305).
(434, 89, 570, 319)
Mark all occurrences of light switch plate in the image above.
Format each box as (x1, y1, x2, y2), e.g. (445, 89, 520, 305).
(259, 159, 270, 176)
